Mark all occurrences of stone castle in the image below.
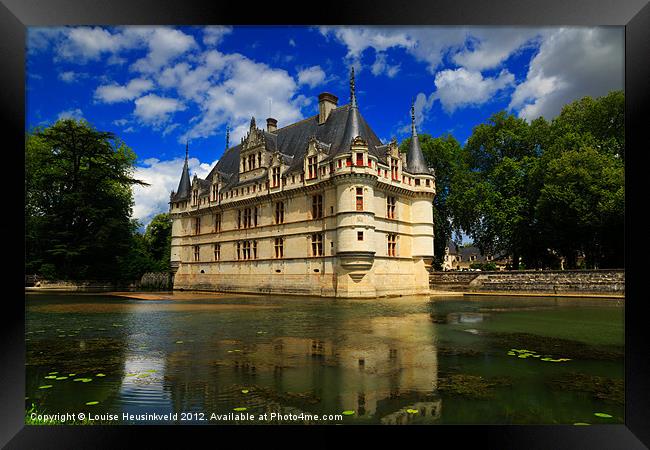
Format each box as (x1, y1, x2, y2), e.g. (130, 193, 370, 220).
(169, 69, 435, 297)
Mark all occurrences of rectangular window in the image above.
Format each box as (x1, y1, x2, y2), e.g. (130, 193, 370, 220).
(194, 217, 201, 235)
(214, 213, 221, 232)
(253, 240, 258, 259)
(357, 231, 364, 241)
(338, 159, 342, 168)
(308, 156, 318, 179)
(391, 158, 399, 181)
(242, 241, 250, 260)
(356, 153, 363, 166)
(254, 207, 258, 227)
(211, 184, 218, 201)
(275, 237, 284, 258)
(346, 157, 352, 167)
(387, 196, 396, 219)
(272, 167, 281, 187)
(237, 210, 241, 229)
(312, 194, 323, 219)
(311, 233, 323, 257)
(415, 178, 421, 186)
(214, 244, 220, 261)
(275, 202, 284, 224)
(356, 187, 363, 211)
(193, 245, 200, 262)
(388, 234, 397, 257)
(192, 189, 199, 205)
(236, 242, 241, 260)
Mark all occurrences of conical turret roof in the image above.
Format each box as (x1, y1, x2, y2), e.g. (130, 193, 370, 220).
(406, 101, 429, 175)
(173, 141, 191, 200)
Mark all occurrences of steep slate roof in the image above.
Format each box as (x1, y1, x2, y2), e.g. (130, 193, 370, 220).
(204, 103, 384, 190)
(406, 102, 430, 175)
(171, 154, 191, 202)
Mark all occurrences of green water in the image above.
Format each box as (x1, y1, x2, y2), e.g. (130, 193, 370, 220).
(25, 293, 624, 425)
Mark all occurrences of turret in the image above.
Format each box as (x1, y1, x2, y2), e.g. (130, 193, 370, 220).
(174, 141, 192, 200)
(406, 100, 429, 175)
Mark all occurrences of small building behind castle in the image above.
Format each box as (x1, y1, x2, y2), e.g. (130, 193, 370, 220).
(169, 69, 435, 297)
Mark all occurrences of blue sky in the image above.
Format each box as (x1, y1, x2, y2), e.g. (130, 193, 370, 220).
(26, 26, 624, 229)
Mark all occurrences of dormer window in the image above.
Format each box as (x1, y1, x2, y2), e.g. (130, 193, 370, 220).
(211, 184, 218, 201)
(192, 189, 199, 205)
(391, 158, 399, 181)
(307, 156, 317, 179)
(356, 153, 364, 166)
(272, 167, 281, 187)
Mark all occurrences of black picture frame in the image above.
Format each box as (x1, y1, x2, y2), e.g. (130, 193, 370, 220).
(3, 0, 648, 447)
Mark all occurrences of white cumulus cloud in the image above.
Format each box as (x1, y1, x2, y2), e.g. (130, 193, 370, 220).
(297, 66, 326, 88)
(95, 78, 154, 103)
(134, 94, 186, 125)
(432, 68, 515, 113)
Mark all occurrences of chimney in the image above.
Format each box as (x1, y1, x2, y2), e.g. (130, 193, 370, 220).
(318, 92, 338, 125)
(266, 117, 278, 133)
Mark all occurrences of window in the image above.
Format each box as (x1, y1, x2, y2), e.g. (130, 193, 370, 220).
(312, 194, 323, 218)
(338, 159, 342, 168)
(254, 206, 258, 227)
(252, 240, 258, 259)
(237, 210, 241, 229)
(307, 156, 318, 179)
(346, 157, 352, 167)
(311, 233, 323, 256)
(274, 237, 284, 258)
(243, 208, 251, 228)
(356, 153, 363, 166)
(236, 242, 241, 260)
(329, 162, 334, 174)
(357, 231, 364, 241)
(211, 184, 218, 201)
(415, 178, 421, 186)
(387, 196, 396, 219)
(275, 202, 284, 224)
(214, 244, 220, 261)
(272, 167, 281, 187)
(194, 217, 201, 235)
(193, 245, 200, 262)
(214, 213, 221, 232)
(356, 187, 363, 211)
(242, 241, 250, 260)
(390, 158, 399, 181)
(426, 179, 430, 187)
(192, 189, 199, 205)
(388, 234, 397, 257)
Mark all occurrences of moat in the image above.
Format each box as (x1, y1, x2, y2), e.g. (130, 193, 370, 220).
(25, 292, 624, 425)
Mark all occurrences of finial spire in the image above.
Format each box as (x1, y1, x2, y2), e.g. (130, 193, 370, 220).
(225, 124, 230, 150)
(350, 66, 356, 107)
(185, 139, 189, 161)
(411, 98, 416, 136)
(250, 116, 256, 129)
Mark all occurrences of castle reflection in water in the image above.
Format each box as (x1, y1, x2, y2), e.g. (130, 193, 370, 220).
(117, 304, 442, 424)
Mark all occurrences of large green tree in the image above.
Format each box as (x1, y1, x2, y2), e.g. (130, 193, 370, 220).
(447, 112, 550, 269)
(26, 119, 147, 280)
(400, 133, 463, 270)
(143, 213, 172, 271)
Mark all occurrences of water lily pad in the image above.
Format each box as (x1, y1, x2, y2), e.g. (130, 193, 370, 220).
(175, 341, 184, 344)
(136, 373, 150, 378)
(233, 407, 247, 412)
(44, 375, 57, 379)
(145, 369, 157, 373)
(241, 389, 249, 394)
(594, 412, 613, 418)
(507, 352, 515, 356)
(125, 373, 137, 377)
(95, 373, 106, 377)
(48, 371, 58, 375)
(68, 373, 76, 377)
(342, 410, 355, 416)
(38, 385, 53, 389)
(55, 376, 68, 380)
(85, 401, 99, 405)
(574, 422, 590, 425)
(406, 409, 418, 414)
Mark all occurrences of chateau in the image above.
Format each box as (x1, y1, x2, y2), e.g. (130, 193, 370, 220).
(169, 69, 435, 297)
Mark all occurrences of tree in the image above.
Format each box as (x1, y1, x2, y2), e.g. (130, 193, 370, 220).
(144, 213, 172, 271)
(25, 119, 147, 280)
(400, 133, 463, 270)
(448, 112, 549, 269)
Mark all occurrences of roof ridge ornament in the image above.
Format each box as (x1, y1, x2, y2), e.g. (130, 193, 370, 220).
(350, 66, 357, 108)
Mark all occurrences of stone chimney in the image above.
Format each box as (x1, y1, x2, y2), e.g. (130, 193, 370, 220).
(266, 117, 278, 133)
(318, 92, 338, 125)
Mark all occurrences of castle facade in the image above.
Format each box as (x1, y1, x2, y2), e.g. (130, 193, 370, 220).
(169, 70, 435, 297)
